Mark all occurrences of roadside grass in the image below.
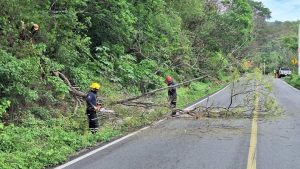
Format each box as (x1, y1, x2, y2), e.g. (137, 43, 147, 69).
(177, 82, 227, 109)
(0, 79, 228, 169)
(0, 118, 120, 169)
(284, 74, 300, 89)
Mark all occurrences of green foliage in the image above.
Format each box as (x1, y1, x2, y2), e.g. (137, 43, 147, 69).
(249, 0, 271, 19)
(285, 74, 300, 89)
(281, 36, 297, 51)
(0, 100, 10, 118)
(0, 0, 262, 168)
(28, 107, 52, 120)
(0, 99, 10, 130)
(247, 19, 300, 72)
(0, 116, 120, 169)
(116, 55, 163, 88)
(177, 82, 225, 109)
(172, 74, 230, 109)
(94, 46, 115, 77)
(47, 77, 69, 97)
(206, 52, 229, 76)
(84, 0, 136, 48)
(0, 50, 40, 103)
(95, 46, 164, 89)
(69, 66, 95, 89)
(1, 0, 257, 109)
(221, 0, 253, 51)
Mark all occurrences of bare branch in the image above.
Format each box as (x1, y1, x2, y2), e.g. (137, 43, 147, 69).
(52, 71, 87, 98)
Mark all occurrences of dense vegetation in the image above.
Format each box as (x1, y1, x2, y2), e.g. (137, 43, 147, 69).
(285, 74, 300, 90)
(241, 5, 299, 87)
(0, 0, 278, 168)
(245, 18, 300, 73)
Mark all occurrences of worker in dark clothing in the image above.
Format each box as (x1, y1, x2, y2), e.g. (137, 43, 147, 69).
(165, 76, 177, 116)
(86, 82, 101, 134)
(19, 21, 40, 42)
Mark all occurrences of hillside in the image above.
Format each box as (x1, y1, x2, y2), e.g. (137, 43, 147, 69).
(0, 0, 276, 168)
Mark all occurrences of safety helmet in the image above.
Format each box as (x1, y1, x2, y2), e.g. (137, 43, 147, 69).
(32, 24, 39, 31)
(90, 82, 101, 90)
(165, 76, 172, 83)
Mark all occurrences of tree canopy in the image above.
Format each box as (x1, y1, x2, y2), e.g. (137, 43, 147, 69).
(3, 1, 298, 168)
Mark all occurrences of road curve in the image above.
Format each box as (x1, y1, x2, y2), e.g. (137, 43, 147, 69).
(55, 78, 300, 169)
(56, 81, 252, 169)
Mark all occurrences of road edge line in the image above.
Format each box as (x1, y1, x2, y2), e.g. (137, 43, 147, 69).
(55, 84, 230, 169)
(281, 79, 300, 93)
(183, 85, 230, 111)
(55, 126, 150, 169)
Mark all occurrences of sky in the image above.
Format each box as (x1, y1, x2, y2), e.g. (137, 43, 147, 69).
(256, 0, 300, 21)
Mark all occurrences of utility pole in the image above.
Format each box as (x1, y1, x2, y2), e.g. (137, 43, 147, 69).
(298, 24, 300, 75)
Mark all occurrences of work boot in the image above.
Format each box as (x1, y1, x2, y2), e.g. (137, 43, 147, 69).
(90, 128, 98, 134)
(171, 111, 177, 117)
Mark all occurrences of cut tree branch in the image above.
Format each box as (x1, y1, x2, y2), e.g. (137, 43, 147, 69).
(113, 75, 209, 105)
(52, 71, 86, 98)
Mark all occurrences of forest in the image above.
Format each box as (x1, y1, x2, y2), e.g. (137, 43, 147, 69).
(0, 0, 298, 168)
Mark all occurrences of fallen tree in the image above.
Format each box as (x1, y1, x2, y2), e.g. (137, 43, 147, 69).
(52, 71, 86, 97)
(113, 75, 209, 105)
(52, 71, 88, 115)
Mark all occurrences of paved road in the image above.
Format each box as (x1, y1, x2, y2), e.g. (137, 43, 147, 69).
(257, 79, 300, 169)
(56, 78, 300, 169)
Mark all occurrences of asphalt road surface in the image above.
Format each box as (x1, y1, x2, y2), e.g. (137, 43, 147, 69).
(56, 78, 300, 169)
(257, 79, 300, 169)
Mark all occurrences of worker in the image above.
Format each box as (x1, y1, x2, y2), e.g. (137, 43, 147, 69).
(30, 23, 40, 42)
(165, 76, 177, 117)
(86, 82, 101, 134)
(31, 23, 39, 32)
(273, 69, 277, 78)
(19, 21, 40, 42)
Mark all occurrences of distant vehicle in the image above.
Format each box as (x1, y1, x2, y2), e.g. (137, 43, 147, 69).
(278, 67, 291, 78)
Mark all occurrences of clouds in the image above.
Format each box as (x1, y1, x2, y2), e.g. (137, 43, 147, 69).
(256, 0, 300, 21)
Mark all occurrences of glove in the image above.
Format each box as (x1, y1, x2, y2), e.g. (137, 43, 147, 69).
(94, 105, 101, 111)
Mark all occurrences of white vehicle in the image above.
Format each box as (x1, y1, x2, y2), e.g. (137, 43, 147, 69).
(278, 67, 291, 78)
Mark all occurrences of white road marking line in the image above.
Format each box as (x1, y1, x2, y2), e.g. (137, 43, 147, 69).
(152, 118, 167, 126)
(184, 85, 229, 111)
(280, 79, 300, 93)
(55, 85, 230, 168)
(55, 126, 150, 169)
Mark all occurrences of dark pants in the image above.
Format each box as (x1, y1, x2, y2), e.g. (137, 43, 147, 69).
(170, 101, 177, 115)
(87, 110, 99, 134)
